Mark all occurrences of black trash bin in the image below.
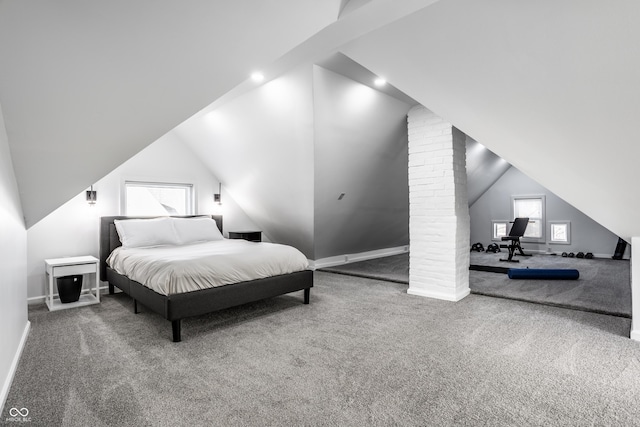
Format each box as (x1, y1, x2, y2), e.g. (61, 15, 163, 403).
(57, 275, 83, 303)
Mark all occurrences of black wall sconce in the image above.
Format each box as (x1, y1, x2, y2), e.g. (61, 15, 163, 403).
(86, 185, 97, 205)
(214, 183, 222, 204)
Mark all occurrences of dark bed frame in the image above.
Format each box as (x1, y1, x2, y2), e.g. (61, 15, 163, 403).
(99, 215, 313, 342)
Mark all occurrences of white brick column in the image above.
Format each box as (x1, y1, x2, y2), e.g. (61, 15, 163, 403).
(407, 106, 470, 301)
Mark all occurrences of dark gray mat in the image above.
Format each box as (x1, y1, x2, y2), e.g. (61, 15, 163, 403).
(320, 252, 631, 318)
(4, 272, 640, 426)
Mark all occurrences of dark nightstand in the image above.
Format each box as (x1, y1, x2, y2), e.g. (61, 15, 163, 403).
(228, 231, 262, 242)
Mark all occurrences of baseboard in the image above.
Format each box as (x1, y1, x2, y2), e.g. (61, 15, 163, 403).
(309, 246, 409, 270)
(27, 284, 110, 305)
(0, 321, 30, 415)
(407, 286, 470, 302)
(631, 329, 640, 342)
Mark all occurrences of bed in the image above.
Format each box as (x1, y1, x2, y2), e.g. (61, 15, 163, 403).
(99, 215, 313, 342)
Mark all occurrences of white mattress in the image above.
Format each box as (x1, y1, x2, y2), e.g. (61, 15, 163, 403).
(106, 239, 309, 296)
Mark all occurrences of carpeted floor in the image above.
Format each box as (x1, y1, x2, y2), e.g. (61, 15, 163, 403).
(321, 253, 631, 318)
(4, 272, 640, 426)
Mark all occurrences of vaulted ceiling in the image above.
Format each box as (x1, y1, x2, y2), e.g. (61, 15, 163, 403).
(339, 0, 640, 239)
(0, 0, 346, 227)
(1, 0, 639, 241)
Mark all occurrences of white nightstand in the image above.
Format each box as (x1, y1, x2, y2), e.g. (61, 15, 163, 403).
(45, 256, 100, 311)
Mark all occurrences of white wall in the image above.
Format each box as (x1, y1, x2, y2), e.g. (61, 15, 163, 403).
(0, 103, 29, 412)
(313, 66, 410, 259)
(470, 166, 622, 257)
(26, 131, 257, 301)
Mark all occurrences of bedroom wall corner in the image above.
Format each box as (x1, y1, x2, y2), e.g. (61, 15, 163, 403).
(0, 101, 29, 414)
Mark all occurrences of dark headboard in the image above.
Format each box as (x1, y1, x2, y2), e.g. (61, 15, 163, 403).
(99, 215, 223, 280)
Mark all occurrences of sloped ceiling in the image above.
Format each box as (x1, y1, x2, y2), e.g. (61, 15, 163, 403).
(0, 0, 344, 227)
(174, 64, 316, 257)
(342, 0, 640, 239)
(339, 0, 373, 18)
(174, 54, 412, 259)
(2, 0, 639, 244)
(316, 52, 417, 106)
(0, 0, 440, 228)
(466, 138, 510, 207)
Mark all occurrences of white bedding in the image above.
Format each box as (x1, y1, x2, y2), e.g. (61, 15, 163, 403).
(106, 239, 309, 295)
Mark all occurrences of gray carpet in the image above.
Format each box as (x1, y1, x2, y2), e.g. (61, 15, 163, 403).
(321, 253, 631, 318)
(4, 272, 640, 426)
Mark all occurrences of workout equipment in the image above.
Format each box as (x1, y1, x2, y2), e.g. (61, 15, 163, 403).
(585, 252, 594, 259)
(486, 243, 501, 253)
(500, 218, 532, 262)
(508, 268, 580, 280)
(469, 265, 510, 274)
(568, 252, 575, 258)
(613, 238, 627, 260)
(561, 252, 568, 257)
(471, 242, 485, 252)
(576, 252, 585, 258)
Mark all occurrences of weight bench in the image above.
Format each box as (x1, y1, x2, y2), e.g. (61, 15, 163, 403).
(500, 217, 532, 262)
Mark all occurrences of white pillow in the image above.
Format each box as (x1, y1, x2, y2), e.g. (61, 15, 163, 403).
(171, 217, 224, 245)
(114, 217, 179, 248)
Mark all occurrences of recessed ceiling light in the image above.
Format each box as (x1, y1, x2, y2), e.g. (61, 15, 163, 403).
(251, 72, 264, 82)
(374, 78, 386, 87)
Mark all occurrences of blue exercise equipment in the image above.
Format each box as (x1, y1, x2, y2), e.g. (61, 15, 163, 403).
(508, 268, 579, 280)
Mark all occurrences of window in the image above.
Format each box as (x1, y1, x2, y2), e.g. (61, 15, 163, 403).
(492, 220, 509, 241)
(512, 195, 545, 242)
(124, 181, 194, 216)
(549, 221, 571, 244)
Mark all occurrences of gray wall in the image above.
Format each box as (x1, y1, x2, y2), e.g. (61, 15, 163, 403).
(470, 166, 622, 257)
(313, 66, 410, 259)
